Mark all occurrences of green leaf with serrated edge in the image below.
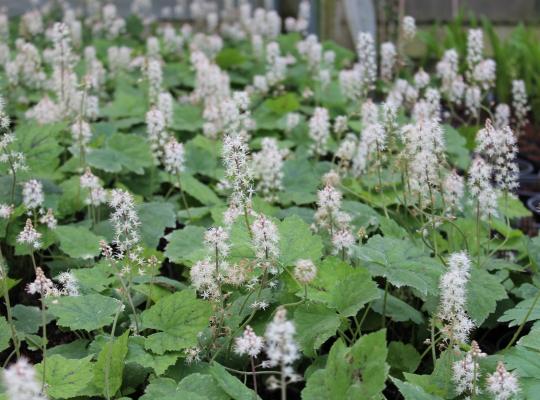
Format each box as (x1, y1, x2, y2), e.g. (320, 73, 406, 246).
(108, 133, 154, 174)
(0, 317, 11, 352)
(466, 268, 507, 325)
(330, 267, 379, 317)
(303, 257, 381, 315)
(279, 215, 323, 266)
(371, 291, 424, 324)
(391, 377, 443, 400)
(47, 294, 122, 331)
(179, 173, 222, 206)
(164, 226, 207, 267)
(12, 304, 55, 334)
(178, 373, 229, 400)
(37, 355, 94, 399)
(141, 290, 211, 354)
(347, 330, 389, 399)
(137, 201, 176, 248)
(140, 378, 206, 400)
(294, 303, 341, 356)
(499, 296, 540, 327)
(126, 336, 179, 376)
(280, 158, 319, 205)
(93, 331, 129, 398)
(388, 342, 421, 376)
(72, 262, 115, 293)
(209, 363, 261, 400)
(354, 235, 444, 297)
(55, 225, 103, 259)
(302, 331, 388, 400)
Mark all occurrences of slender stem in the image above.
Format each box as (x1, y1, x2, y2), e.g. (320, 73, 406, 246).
(104, 306, 123, 400)
(250, 357, 258, 396)
(381, 280, 389, 328)
(505, 288, 540, 349)
(40, 289, 47, 392)
(177, 174, 191, 220)
(430, 319, 437, 364)
(280, 362, 287, 400)
(0, 255, 20, 358)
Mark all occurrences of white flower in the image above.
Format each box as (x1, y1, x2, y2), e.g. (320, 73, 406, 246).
(285, 113, 301, 133)
(146, 107, 169, 164)
(0, 204, 13, 219)
(23, 180, 44, 211)
(235, 325, 264, 357)
(39, 209, 57, 230)
(332, 228, 355, 257)
(475, 121, 518, 192)
(494, 103, 511, 130)
(56, 271, 80, 296)
(251, 214, 279, 261)
(380, 42, 396, 81)
(414, 68, 430, 89)
(466, 29, 484, 73)
(452, 341, 486, 396)
(512, 80, 529, 131)
(264, 307, 299, 375)
(163, 138, 185, 175)
(438, 251, 475, 343)
(252, 138, 288, 202)
(108, 189, 141, 254)
(294, 259, 317, 284)
(308, 107, 330, 156)
(443, 171, 465, 215)
(402, 16, 416, 40)
(17, 219, 42, 249)
(356, 32, 376, 91)
(26, 267, 57, 297)
(2, 358, 47, 400)
(486, 362, 520, 400)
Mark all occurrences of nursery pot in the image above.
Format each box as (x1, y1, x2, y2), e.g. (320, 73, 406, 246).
(526, 194, 540, 222)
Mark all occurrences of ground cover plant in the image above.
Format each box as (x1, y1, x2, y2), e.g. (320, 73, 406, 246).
(0, 1, 539, 399)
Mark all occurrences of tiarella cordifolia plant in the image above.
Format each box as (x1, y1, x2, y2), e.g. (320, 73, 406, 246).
(0, 3, 537, 400)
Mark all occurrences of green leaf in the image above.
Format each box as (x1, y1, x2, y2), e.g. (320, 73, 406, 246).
(216, 48, 247, 69)
(93, 331, 129, 398)
(443, 125, 470, 170)
(264, 93, 301, 115)
(140, 378, 206, 400)
(137, 202, 176, 248)
(12, 304, 55, 334)
(107, 133, 154, 174)
(55, 225, 103, 259)
(347, 329, 389, 398)
(86, 148, 123, 173)
(126, 336, 179, 376)
(37, 355, 95, 399)
(499, 295, 540, 327)
(209, 363, 261, 400)
(354, 235, 444, 297)
(178, 373, 229, 400)
(391, 378, 443, 400)
(141, 290, 211, 354)
(102, 87, 146, 119)
(466, 268, 507, 325)
(498, 194, 532, 219)
(180, 174, 222, 206)
(371, 291, 424, 324)
(0, 317, 11, 352)
(47, 294, 122, 331)
(388, 342, 421, 376)
(330, 267, 379, 317)
(280, 158, 319, 205)
(164, 226, 207, 267)
(302, 330, 388, 400)
(12, 122, 65, 180)
(294, 303, 341, 356)
(279, 215, 323, 266)
(171, 104, 203, 132)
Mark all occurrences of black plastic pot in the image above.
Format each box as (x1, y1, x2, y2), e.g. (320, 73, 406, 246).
(518, 158, 535, 177)
(526, 194, 540, 219)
